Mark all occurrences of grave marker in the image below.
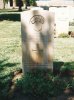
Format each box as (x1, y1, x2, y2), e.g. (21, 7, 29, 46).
(21, 10, 54, 73)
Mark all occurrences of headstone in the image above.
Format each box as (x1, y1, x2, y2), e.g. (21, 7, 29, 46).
(8, 1, 11, 8)
(21, 10, 54, 73)
(0, 0, 3, 9)
(55, 8, 69, 36)
(49, 7, 69, 36)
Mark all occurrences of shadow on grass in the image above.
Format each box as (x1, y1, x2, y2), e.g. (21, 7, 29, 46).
(11, 62, 74, 100)
(0, 59, 20, 100)
(53, 61, 74, 76)
(0, 13, 20, 21)
(0, 59, 20, 72)
(0, 59, 74, 100)
(53, 61, 64, 75)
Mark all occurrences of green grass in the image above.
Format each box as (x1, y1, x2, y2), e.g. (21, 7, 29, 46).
(54, 38, 74, 62)
(0, 11, 74, 99)
(54, 38, 74, 72)
(0, 20, 22, 99)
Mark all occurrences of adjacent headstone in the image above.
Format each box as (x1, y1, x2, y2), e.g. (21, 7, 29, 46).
(21, 10, 54, 73)
(55, 8, 69, 36)
(0, 0, 3, 9)
(49, 7, 69, 36)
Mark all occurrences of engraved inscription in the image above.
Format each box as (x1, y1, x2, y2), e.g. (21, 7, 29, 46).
(30, 15, 45, 32)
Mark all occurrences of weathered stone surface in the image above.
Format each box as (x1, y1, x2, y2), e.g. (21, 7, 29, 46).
(21, 10, 54, 73)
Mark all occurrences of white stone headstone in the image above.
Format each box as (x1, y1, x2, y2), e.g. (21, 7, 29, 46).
(49, 7, 69, 36)
(55, 8, 69, 36)
(21, 10, 54, 73)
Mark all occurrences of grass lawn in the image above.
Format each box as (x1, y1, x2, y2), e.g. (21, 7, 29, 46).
(54, 38, 74, 62)
(0, 11, 74, 99)
(0, 20, 22, 99)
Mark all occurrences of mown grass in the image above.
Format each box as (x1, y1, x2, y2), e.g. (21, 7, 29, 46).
(0, 20, 22, 99)
(0, 11, 74, 99)
(54, 38, 74, 62)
